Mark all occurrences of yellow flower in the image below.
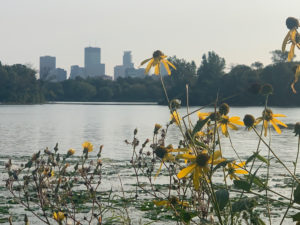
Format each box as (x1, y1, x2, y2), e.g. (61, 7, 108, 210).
(140, 50, 176, 75)
(255, 109, 287, 136)
(197, 111, 210, 120)
(153, 196, 189, 208)
(53, 211, 65, 222)
(171, 111, 181, 125)
(154, 146, 189, 177)
(177, 150, 225, 190)
(226, 161, 248, 180)
(282, 17, 300, 62)
(218, 115, 244, 137)
(67, 148, 75, 156)
(82, 141, 93, 152)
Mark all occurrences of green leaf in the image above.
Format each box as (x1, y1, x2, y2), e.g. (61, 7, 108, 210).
(256, 154, 269, 165)
(257, 218, 266, 225)
(215, 189, 229, 210)
(292, 212, 300, 221)
(246, 152, 269, 165)
(294, 184, 300, 204)
(232, 197, 257, 212)
(233, 180, 251, 192)
(212, 160, 232, 173)
(194, 140, 209, 149)
(246, 152, 257, 165)
(192, 118, 209, 137)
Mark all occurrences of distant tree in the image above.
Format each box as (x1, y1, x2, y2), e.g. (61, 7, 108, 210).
(251, 61, 264, 70)
(270, 50, 289, 63)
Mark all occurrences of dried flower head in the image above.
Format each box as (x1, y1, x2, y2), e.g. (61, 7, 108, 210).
(219, 103, 230, 115)
(294, 122, 300, 136)
(155, 146, 167, 159)
(260, 83, 273, 95)
(243, 114, 255, 128)
(286, 17, 299, 30)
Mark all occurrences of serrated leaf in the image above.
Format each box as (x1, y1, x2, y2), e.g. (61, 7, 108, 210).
(292, 212, 300, 221)
(233, 180, 251, 192)
(192, 118, 209, 137)
(294, 184, 300, 204)
(215, 189, 229, 210)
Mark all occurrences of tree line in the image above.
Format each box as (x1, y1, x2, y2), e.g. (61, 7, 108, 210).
(0, 50, 300, 106)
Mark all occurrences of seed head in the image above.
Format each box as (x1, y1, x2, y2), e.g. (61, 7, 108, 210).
(219, 103, 230, 115)
(286, 17, 299, 30)
(243, 114, 255, 128)
(196, 153, 210, 167)
(153, 50, 163, 58)
(263, 109, 273, 121)
(260, 83, 273, 95)
(155, 146, 167, 159)
(294, 122, 300, 136)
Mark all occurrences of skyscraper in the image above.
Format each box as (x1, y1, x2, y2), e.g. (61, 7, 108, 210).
(40, 56, 56, 80)
(123, 51, 134, 68)
(84, 47, 105, 77)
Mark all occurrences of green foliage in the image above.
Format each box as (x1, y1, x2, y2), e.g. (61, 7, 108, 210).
(215, 189, 229, 211)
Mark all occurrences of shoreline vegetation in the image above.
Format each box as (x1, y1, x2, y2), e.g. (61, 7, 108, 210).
(1, 50, 300, 106)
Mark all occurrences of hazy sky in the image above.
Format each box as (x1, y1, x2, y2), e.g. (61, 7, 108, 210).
(1, 0, 300, 77)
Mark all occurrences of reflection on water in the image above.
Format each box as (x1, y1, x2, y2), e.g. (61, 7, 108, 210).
(0, 104, 299, 163)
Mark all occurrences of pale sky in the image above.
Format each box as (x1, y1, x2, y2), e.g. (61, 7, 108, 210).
(0, 0, 299, 78)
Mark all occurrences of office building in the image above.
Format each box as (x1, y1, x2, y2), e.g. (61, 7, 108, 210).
(40, 56, 56, 80)
(84, 47, 105, 77)
(70, 65, 85, 79)
(47, 68, 67, 82)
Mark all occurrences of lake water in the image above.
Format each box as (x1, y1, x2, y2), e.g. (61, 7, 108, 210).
(1, 103, 300, 224)
(0, 103, 299, 161)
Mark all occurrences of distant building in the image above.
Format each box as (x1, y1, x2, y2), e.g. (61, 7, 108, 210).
(123, 51, 134, 68)
(84, 47, 105, 77)
(125, 68, 145, 78)
(70, 65, 85, 79)
(114, 51, 145, 79)
(40, 56, 56, 80)
(47, 68, 67, 82)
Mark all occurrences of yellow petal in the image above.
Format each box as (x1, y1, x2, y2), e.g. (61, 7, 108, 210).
(228, 123, 238, 130)
(264, 120, 268, 137)
(155, 162, 163, 178)
(162, 60, 171, 75)
(229, 117, 244, 126)
(272, 114, 286, 117)
(193, 167, 201, 190)
(234, 169, 248, 174)
(288, 44, 295, 62)
(221, 124, 228, 136)
(145, 58, 154, 74)
(140, 58, 152, 66)
(272, 118, 287, 127)
(270, 119, 282, 134)
(154, 63, 160, 75)
(177, 164, 196, 179)
(282, 31, 291, 52)
(255, 117, 262, 125)
(235, 161, 246, 168)
(166, 60, 177, 70)
(177, 153, 196, 160)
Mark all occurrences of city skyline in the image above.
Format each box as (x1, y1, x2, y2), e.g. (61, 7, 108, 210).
(1, 1, 300, 76)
